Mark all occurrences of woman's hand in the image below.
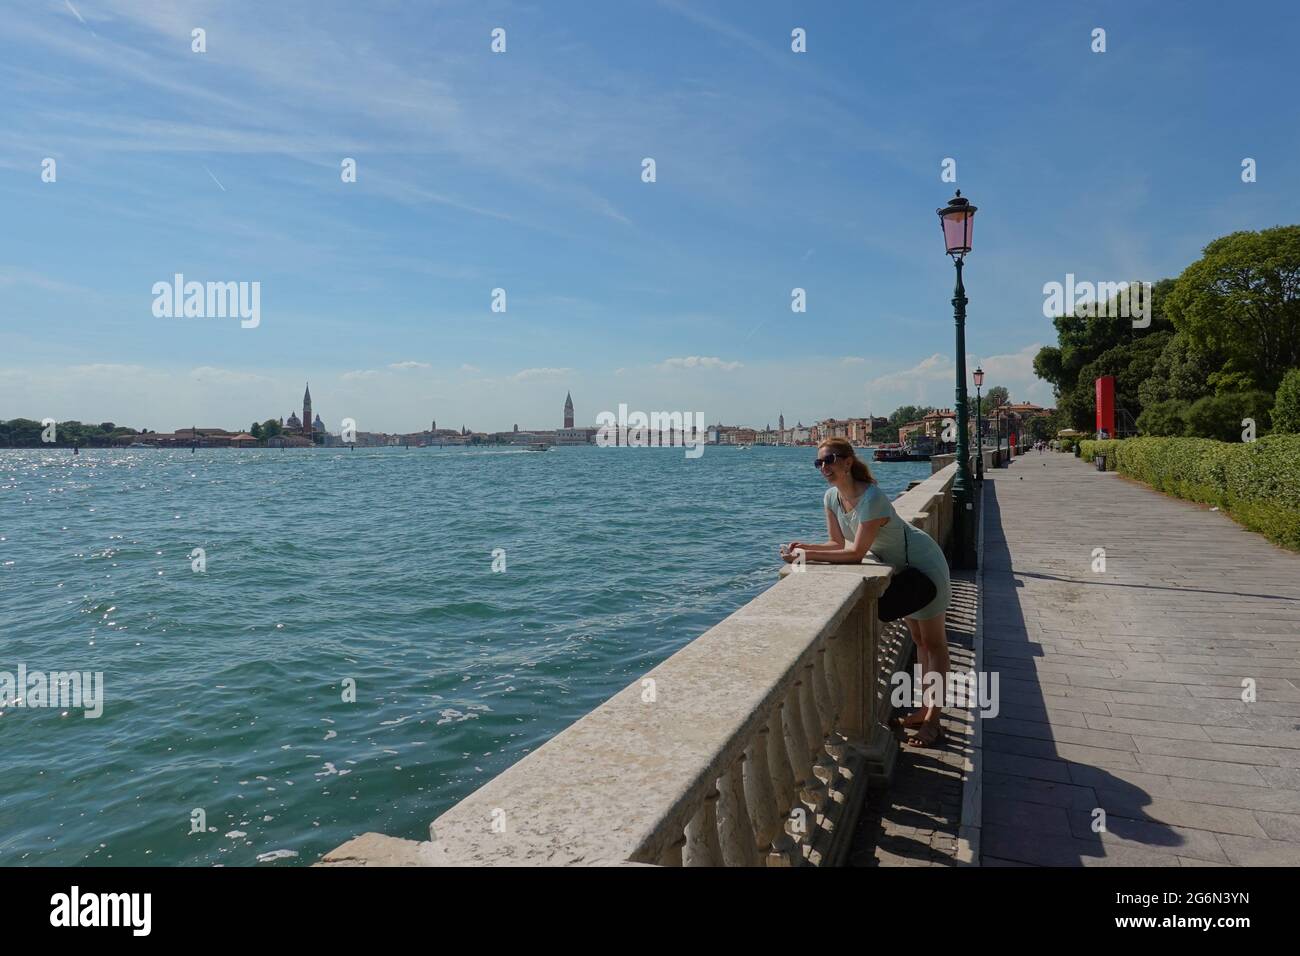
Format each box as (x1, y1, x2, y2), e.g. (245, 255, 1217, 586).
(781, 547, 803, 564)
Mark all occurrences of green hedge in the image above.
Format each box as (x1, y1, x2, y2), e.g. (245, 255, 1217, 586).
(1077, 436, 1300, 550)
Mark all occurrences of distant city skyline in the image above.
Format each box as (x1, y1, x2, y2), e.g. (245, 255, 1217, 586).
(3, 2, 1294, 430)
(3, 376, 1040, 440)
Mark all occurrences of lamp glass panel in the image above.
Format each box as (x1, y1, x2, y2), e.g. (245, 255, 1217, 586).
(942, 211, 973, 253)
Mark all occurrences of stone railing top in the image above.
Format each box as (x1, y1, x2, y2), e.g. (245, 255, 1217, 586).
(419, 570, 879, 865)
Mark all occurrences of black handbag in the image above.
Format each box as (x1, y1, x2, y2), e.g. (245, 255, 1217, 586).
(877, 521, 937, 622)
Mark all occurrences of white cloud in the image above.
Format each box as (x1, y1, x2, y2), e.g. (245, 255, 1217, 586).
(658, 356, 743, 371)
(511, 367, 571, 382)
(388, 361, 430, 370)
(841, 356, 866, 365)
(459, 364, 480, 373)
(341, 369, 379, 381)
(189, 366, 274, 386)
(864, 345, 1053, 413)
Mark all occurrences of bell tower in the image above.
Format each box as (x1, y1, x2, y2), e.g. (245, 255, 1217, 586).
(303, 383, 312, 439)
(563, 391, 574, 429)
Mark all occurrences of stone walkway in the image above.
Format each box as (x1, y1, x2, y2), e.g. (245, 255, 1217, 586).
(979, 451, 1300, 866)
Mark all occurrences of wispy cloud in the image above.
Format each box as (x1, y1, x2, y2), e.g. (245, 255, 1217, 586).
(658, 356, 743, 371)
(511, 367, 572, 382)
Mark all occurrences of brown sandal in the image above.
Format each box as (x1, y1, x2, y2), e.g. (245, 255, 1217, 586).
(889, 711, 927, 735)
(906, 723, 945, 748)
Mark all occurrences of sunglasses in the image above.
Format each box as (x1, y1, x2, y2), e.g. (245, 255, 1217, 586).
(814, 454, 844, 469)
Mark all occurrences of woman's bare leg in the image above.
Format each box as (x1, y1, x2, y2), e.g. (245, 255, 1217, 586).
(899, 618, 930, 727)
(908, 613, 950, 745)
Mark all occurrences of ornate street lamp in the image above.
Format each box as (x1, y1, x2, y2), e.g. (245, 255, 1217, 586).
(973, 365, 984, 484)
(938, 190, 978, 569)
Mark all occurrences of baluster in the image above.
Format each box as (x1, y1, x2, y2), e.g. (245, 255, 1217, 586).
(813, 648, 840, 743)
(743, 728, 785, 863)
(799, 666, 831, 790)
(683, 787, 723, 866)
(765, 703, 802, 865)
(821, 638, 844, 723)
(829, 603, 867, 750)
(803, 660, 839, 802)
(783, 683, 825, 816)
(657, 833, 686, 867)
(717, 756, 758, 867)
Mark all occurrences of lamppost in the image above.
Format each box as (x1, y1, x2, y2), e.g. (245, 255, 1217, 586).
(973, 365, 984, 484)
(938, 189, 978, 569)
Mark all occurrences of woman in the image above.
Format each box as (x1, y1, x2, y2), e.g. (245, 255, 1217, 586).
(782, 438, 952, 747)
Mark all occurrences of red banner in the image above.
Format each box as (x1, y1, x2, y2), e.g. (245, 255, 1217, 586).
(1096, 376, 1116, 438)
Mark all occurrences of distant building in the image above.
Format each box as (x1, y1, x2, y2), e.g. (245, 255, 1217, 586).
(922, 408, 956, 438)
(898, 420, 926, 443)
(813, 418, 865, 443)
(128, 427, 232, 447)
(303, 383, 313, 440)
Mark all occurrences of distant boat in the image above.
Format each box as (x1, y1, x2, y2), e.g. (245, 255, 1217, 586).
(127, 442, 152, 448)
(873, 443, 928, 463)
(736, 444, 751, 450)
(525, 443, 549, 452)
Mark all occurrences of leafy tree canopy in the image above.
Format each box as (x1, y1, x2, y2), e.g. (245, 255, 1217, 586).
(1164, 225, 1300, 393)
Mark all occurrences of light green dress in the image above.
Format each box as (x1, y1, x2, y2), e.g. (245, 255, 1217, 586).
(824, 483, 951, 620)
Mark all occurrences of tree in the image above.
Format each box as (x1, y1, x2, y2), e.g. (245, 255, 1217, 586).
(1026, 415, 1055, 442)
(250, 422, 264, 440)
(1164, 225, 1300, 394)
(261, 419, 283, 439)
(1034, 279, 1177, 430)
(980, 386, 1009, 416)
(1136, 399, 1190, 437)
(1183, 391, 1273, 441)
(888, 405, 934, 427)
(1136, 332, 1220, 408)
(1272, 369, 1300, 434)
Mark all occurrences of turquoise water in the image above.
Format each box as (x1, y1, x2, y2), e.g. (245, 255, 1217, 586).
(0, 445, 930, 866)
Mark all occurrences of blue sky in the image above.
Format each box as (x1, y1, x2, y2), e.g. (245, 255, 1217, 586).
(1, 0, 1296, 433)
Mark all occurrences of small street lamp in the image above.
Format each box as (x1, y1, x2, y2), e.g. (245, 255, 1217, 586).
(973, 365, 984, 484)
(938, 189, 978, 569)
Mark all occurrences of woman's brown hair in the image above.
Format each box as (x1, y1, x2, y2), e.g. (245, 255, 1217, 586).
(819, 438, 875, 484)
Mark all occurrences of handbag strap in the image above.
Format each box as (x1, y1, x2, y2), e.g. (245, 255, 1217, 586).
(903, 517, 911, 569)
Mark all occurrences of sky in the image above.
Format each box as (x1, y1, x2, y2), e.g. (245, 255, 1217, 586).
(1, 0, 1297, 434)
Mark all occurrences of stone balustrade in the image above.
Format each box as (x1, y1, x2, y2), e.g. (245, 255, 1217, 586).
(930, 445, 1003, 476)
(320, 463, 959, 867)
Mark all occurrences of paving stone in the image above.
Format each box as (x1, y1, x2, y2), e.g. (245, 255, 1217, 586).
(1251, 810, 1300, 843)
(1092, 791, 1268, 838)
(1215, 834, 1300, 866)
